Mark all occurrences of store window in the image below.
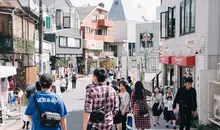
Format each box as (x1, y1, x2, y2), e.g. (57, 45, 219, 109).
(180, 0, 196, 34)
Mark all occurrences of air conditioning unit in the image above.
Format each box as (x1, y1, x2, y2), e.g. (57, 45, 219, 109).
(217, 63, 220, 81)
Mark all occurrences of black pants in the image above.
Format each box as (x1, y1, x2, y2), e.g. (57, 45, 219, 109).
(179, 108, 192, 130)
(122, 113, 128, 130)
(72, 81, 76, 89)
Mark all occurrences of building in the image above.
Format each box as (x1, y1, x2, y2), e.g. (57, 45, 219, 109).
(76, 3, 115, 74)
(0, 0, 39, 86)
(135, 22, 161, 85)
(42, 0, 83, 73)
(159, 0, 220, 124)
(108, 0, 148, 79)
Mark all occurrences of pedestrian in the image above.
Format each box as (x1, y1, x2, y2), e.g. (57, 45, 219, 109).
(131, 81, 152, 130)
(60, 75, 66, 93)
(25, 74, 68, 130)
(173, 77, 197, 130)
(163, 87, 176, 129)
(65, 74, 69, 90)
(152, 87, 163, 126)
(82, 68, 118, 130)
(113, 86, 122, 130)
(0, 77, 9, 106)
(71, 70, 77, 89)
(8, 76, 14, 101)
(35, 81, 42, 92)
(118, 81, 130, 130)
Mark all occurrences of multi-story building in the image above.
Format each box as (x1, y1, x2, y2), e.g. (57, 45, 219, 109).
(135, 22, 161, 84)
(159, 0, 220, 124)
(0, 0, 39, 85)
(76, 3, 115, 74)
(108, 0, 148, 79)
(42, 0, 83, 73)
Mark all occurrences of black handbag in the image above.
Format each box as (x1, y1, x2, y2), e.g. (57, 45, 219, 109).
(34, 95, 61, 128)
(88, 86, 109, 123)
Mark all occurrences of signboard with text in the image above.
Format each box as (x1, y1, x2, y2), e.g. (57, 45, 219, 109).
(172, 56, 195, 66)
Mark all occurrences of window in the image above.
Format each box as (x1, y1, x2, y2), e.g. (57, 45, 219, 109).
(92, 14, 97, 22)
(99, 14, 107, 20)
(59, 36, 67, 46)
(85, 27, 90, 34)
(129, 42, 135, 56)
(160, 11, 168, 38)
(180, 0, 195, 34)
(63, 16, 70, 28)
(109, 45, 118, 57)
(115, 1, 119, 5)
(160, 6, 175, 38)
(59, 36, 81, 48)
(168, 7, 175, 37)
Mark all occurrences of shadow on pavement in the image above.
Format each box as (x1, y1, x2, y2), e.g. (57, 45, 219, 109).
(67, 110, 83, 130)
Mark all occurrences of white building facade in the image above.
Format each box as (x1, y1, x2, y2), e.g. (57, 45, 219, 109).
(159, 0, 220, 124)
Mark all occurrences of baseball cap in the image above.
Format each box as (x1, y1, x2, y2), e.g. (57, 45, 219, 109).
(40, 74, 53, 87)
(185, 77, 193, 83)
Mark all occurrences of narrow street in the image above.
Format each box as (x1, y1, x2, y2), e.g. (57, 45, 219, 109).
(1, 77, 174, 130)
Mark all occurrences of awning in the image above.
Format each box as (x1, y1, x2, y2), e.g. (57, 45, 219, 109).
(106, 55, 115, 59)
(89, 56, 99, 60)
(172, 56, 195, 66)
(0, 66, 17, 78)
(159, 56, 172, 64)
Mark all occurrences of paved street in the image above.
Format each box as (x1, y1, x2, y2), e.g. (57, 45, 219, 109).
(1, 77, 184, 130)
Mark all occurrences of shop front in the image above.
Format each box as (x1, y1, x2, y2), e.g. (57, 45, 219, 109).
(159, 56, 174, 92)
(172, 56, 195, 88)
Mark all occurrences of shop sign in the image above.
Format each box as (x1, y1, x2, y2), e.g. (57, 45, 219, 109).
(172, 56, 195, 66)
(159, 56, 172, 64)
(186, 39, 196, 48)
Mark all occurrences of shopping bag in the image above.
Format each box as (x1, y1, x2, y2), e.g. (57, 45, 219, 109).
(126, 113, 136, 130)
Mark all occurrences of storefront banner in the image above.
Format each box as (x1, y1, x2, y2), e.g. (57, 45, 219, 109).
(159, 56, 172, 64)
(172, 56, 195, 66)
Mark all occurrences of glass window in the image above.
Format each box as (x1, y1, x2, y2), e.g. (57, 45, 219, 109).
(92, 14, 97, 22)
(180, 1, 184, 34)
(115, 1, 119, 5)
(99, 14, 107, 20)
(190, 0, 195, 32)
(59, 37, 67, 47)
(160, 11, 168, 38)
(67, 38, 81, 48)
(63, 16, 70, 28)
(185, 0, 190, 33)
(168, 7, 175, 37)
(85, 27, 90, 34)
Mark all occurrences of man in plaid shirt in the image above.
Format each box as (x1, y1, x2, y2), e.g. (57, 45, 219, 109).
(83, 68, 118, 130)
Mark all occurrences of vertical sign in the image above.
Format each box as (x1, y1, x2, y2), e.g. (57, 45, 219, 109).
(46, 16, 50, 29)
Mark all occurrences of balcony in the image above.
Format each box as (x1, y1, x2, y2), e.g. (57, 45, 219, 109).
(84, 33, 114, 43)
(83, 39, 104, 50)
(98, 19, 115, 27)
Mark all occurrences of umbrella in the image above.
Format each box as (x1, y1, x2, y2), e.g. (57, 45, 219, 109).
(25, 84, 36, 92)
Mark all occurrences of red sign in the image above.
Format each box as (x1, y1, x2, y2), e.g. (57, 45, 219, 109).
(159, 56, 172, 64)
(172, 56, 195, 66)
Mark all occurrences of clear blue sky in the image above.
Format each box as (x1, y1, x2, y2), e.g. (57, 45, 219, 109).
(72, 0, 160, 21)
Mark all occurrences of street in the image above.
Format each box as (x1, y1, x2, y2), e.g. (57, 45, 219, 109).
(1, 77, 178, 130)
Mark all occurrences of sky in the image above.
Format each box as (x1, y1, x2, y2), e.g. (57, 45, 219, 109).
(71, 0, 160, 21)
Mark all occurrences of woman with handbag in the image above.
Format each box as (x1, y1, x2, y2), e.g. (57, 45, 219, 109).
(83, 68, 118, 130)
(152, 87, 163, 126)
(131, 81, 152, 130)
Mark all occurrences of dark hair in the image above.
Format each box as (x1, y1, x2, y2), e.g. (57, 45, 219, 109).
(35, 81, 42, 92)
(128, 79, 132, 84)
(153, 86, 160, 96)
(65, 74, 68, 77)
(106, 81, 110, 86)
(8, 76, 13, 81)
(93, 68, 106, 83)
(185, 77, 193, 83)
(119, 80, 127, 88)
(134, 81, 145, 99)
(1, 78, 6, 81)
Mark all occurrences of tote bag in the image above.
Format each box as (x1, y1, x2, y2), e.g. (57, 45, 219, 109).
(126, 113, 136, 130)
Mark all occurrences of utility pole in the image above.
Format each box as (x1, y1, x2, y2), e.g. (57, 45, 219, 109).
(144, 31, 148, 72)
(39, 0, 43, 75)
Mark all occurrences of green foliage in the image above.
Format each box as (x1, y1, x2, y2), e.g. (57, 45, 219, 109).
(111, 60, 116, 68)
(140, 71, 144, 81)
(13, 37, 35, 53)
(55, 60, 65, 67)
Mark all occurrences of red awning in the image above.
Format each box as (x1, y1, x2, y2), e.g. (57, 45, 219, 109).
(159, 56, 172, 64)
(172, 56, 195, 66)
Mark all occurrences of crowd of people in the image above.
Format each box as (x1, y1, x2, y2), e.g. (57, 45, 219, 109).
(0, 67, 198, 130)
(83, 68, 197, 130)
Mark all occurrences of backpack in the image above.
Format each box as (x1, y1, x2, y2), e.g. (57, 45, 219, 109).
(137, 100, 148, 116)
(72, 73, 76, 81)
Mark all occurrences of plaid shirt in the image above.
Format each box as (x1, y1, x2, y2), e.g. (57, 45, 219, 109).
(84, 84, 118, 130)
